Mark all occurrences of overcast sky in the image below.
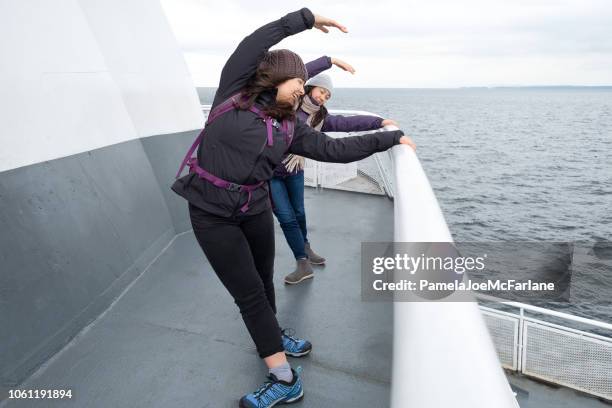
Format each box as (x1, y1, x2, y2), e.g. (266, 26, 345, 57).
(160, 0, 612, 88)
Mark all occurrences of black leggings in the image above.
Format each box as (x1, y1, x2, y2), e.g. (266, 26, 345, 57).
(188, 203, 284, 358)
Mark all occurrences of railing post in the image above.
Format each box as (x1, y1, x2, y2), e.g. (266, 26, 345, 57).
(517, 307, 525, 373)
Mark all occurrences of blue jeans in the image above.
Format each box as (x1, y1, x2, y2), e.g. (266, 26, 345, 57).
(270, 172, 308, 260)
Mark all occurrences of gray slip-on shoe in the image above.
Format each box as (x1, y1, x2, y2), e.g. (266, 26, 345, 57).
(284, 259, 314, 285)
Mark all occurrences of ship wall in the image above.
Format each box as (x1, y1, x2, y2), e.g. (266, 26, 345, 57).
(0, 0, 201, 390)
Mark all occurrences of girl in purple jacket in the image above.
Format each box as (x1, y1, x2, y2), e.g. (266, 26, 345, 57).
(271, 59, 399, 285)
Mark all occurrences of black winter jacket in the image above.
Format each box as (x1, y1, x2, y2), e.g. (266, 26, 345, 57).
(171, 8, 404, 217)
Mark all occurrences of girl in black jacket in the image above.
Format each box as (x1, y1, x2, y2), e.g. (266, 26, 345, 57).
(171, 8, 414, 407)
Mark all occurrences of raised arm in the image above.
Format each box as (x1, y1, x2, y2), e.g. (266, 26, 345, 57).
(288, 119, 404, 163)
(305, 56, 356, 79)
(213, 8, 315, 106)
(305, 56, 332, 79)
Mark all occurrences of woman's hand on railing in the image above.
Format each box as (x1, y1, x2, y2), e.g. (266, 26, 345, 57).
(313, 14, 349, 33)
(330, 57, 355, 74)
(382, 119, 398, 127)
(399, 136, 416, 151)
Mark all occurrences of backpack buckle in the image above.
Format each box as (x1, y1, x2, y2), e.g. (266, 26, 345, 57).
(226, 182, 241, 192)
(264, 118, 280, 129)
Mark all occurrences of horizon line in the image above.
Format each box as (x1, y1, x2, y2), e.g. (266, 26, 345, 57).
(195, 85, 612, 90)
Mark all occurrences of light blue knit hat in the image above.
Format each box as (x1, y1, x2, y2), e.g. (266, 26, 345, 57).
(305, 73, 334, 96)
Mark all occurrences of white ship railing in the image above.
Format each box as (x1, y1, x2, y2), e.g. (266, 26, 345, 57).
(385, 118, 612, 403)
(387, 124, 519, 408)
(477, 293, 612, 400)
(200, 105, 612, 403)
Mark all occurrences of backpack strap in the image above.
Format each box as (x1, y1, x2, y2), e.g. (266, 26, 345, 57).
(248, 104, 274, 147)
(282, 119, 295, 148)
(175, 129, 205, 179)
(206, 93, 242, 124)
(175, 93, 242, 179)
(186, 157, 264, 213)
(175, 95, 295, 214)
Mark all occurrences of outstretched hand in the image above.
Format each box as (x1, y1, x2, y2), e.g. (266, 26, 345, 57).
(331, 57, 355, 74)
(313, 14, 348, 34)
(382, 119, 398, 127)
(399, 136, 416, 151)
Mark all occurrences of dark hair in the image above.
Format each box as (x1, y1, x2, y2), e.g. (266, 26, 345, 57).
(237, 64, 296, 121)
(299, 85, 328, 129)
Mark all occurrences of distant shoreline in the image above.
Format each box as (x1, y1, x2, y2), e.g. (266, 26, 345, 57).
(196, 85, 612, 91)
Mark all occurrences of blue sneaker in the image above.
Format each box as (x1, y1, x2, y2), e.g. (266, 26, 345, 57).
(239, 367, 304, 408)
(281, 329, 312, 357)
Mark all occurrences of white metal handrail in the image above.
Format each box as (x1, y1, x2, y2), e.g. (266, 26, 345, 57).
(388, 125, 611, 402)
(477, 293, 612, 332)
(388, 124, 519, 408)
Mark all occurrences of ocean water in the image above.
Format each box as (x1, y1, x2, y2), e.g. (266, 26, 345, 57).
(197, 87, 612, 324)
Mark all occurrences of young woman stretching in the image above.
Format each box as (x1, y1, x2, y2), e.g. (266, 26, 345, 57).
(172, 8, 415, 407)
(271, 58, 400, 285)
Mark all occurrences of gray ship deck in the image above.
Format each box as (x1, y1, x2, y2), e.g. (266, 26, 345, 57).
(2, 189, 608, 408)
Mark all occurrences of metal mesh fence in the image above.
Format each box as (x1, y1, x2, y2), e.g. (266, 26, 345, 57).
(304, 130, 394, 197)
(480, 308, 612, 401)
(482, 311, 519, 370)
(522, 321, 612, 400)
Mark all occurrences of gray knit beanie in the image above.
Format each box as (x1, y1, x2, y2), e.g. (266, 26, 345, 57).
(258, 49, 308, 82)
(306, 73, 334, 96)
